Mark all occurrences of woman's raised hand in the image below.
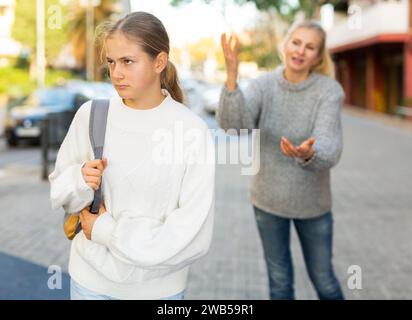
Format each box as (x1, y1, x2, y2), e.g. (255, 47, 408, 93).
(221, 33, 239, 92)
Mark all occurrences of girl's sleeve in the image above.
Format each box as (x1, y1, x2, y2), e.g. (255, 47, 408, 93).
(216, 76, 264, 133)
(48, 101, 94, 213)
(89, 122, 216, 272)
(296, 85, 345, 172)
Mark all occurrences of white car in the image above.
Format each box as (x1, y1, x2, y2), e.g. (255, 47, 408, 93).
(202, 85, 222, 114)
(202, 79, 250, 114)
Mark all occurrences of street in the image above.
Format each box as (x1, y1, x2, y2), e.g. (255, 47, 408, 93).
(0, 105, 411, 299)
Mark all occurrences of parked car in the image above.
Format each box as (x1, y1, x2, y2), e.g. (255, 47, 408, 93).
(4, 81, 116, 147)
(202, 85, 222, 114)
(201, 79, 250, 114)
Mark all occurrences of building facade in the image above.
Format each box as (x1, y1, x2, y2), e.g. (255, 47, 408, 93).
(0, 0, 21, 66)
(327, 0, 412, 115)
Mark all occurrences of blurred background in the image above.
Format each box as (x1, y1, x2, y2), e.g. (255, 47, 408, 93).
(0, 0, 411, 300)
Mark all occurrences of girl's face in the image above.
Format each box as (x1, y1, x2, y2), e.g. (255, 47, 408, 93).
(105, 32, 165, 100)
(284, 27, 322, 74)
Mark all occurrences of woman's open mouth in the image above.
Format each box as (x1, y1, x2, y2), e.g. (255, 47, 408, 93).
(292, 57, 305, 66)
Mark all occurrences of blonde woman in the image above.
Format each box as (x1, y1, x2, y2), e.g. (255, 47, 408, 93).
(218, 21, 344, 300)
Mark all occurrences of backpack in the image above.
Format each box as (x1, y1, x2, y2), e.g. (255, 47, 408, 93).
(63, 99, 110, 240)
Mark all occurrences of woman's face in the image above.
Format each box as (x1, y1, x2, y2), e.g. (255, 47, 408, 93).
(105, 32, 162, 100)
(284, 27, 322, 74)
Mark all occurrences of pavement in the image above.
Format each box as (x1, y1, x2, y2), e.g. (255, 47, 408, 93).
(0, 107, 411, 299)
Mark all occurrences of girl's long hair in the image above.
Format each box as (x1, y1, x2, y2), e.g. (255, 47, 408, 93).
(96, 11, 184, 103)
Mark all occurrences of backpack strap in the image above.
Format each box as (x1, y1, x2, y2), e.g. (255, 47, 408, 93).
(89, 99, 110, 214)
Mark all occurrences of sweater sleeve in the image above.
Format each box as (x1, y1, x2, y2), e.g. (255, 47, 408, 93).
(48, 101, 95, 213)
(296, 87, 344, 172)
(216, 76, 263, 134)
(89, 123, 215, 272)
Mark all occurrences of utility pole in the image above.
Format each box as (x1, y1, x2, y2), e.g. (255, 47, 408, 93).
(86, 0, 95, 81)
(36, 0, 45, 88)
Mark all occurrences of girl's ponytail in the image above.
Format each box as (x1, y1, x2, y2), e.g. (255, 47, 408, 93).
(161, 61, 183, 103)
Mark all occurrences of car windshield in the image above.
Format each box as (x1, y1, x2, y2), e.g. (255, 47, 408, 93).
(25, 88, 74, 109)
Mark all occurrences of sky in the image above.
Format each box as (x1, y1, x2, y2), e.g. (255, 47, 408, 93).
(130, 0, 259, 47)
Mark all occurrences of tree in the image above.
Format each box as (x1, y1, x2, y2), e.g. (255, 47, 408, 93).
(11, 0, 70, 71)
(171, 0, 346, 69)
(238, 9, 282, 69)
(171, 0, 346, 22)
(66, 0, 122, 80)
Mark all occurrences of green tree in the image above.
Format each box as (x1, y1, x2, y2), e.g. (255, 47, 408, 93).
(171, 0, 346, 69)
(238, 10, 281, 69)
(67, 0, 122, 80)
(171, 0, 346, 22)
(12, 0, 70, 69)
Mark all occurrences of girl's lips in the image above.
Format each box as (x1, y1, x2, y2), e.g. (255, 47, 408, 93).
(115, 85, 129, 90)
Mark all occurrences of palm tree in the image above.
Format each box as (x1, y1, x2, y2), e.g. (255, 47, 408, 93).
(67, 0, 124, 80)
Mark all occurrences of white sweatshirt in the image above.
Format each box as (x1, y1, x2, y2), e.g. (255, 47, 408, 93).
(49, 91, 215, 299)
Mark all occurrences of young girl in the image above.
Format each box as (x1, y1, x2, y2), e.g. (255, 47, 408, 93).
(218, 20, 344, 300)
(49, 12, 215, 300)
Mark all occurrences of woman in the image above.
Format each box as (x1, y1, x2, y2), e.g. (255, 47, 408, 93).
(217, 20, 345, 300)
(49, 12, 215, 300)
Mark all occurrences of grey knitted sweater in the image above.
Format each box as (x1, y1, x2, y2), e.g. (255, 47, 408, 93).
(216, 65, 345, 219)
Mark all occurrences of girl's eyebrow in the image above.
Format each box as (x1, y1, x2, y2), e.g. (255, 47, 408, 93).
(106, 56, 137, 60)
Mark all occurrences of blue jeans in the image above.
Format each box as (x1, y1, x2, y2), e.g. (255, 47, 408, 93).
(70, 278, 185, 300)
(253, 205, 344, 300)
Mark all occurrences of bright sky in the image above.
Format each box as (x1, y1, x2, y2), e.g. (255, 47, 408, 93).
(130, 0, 258, 47)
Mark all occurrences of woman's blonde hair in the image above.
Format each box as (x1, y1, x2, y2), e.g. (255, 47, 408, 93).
(95, 12, 184, 103)
(279, 20, 335, 79)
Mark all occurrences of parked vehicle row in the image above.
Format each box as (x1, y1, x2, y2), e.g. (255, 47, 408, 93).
(4, 81, 116, 147)
(4, 77, 250, 147)
(200, 79, 251, 114)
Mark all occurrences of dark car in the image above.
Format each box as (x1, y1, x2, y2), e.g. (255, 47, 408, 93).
(4, 86, 90, 147)
(4, 81, 116, 147)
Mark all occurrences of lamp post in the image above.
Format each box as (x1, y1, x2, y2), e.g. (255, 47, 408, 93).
(36, 0, 45, 88)
(80, 0, 101, 81)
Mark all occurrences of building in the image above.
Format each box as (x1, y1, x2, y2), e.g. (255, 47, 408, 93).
(327, 0, 412, 115)
(0, 0, 21, 66)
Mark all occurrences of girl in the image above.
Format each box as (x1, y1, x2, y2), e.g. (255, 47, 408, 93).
(218, 20, 344, 300)
(49, 12, 215, 300)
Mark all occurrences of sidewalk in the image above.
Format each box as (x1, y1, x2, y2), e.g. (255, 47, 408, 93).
(344, 105, 412, 134)
(0, 109, 411, 299)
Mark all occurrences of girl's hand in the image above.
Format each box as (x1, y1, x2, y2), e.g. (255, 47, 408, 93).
(221, 33, 239, 92)
(79, 202, 106, 241)
(280, 137, 315, 161)
(81, 158, 108, 191)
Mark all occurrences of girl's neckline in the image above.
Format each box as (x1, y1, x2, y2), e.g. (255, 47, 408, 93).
(274, 65, 320, 92)
(118, 89, 171, 113)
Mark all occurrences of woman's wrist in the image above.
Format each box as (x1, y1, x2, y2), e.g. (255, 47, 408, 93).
(225, 72, 238, 92)
(304, 150, 315, 161)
